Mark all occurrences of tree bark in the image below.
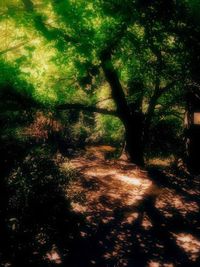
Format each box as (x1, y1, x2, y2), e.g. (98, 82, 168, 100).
(125, 112, 145, 166)
(100, 50, 144, 166)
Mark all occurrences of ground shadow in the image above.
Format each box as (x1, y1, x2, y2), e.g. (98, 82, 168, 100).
(0, 145, 84, 267)
(1, 149, 200, 267)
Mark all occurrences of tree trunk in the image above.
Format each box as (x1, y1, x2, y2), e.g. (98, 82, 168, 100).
(185, 90, 200, 173)
(124, 114, 145, 166)
(100, 50, 145, 166)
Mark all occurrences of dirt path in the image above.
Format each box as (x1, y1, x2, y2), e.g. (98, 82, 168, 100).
(57, 147, 200, 267)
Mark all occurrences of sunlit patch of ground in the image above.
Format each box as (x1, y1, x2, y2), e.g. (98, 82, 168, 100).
(147, 157, 174, 167)
(62, 152, 154, 264)
(148, 261, 174, 267)
(85, 145, 117, 160)
(59, 146, 200, 266)
(141, 213, 153, 230)
(172, 233, 200, 261)
(155, 188, 199, 218)
(66, 157, 153, 215)
(45, 245, 62, 264)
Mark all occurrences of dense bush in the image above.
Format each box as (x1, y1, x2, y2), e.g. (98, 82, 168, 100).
(147, 116, 184, 158)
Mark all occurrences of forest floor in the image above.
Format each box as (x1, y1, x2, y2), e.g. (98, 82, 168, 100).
(54, 146, 200, 267)
(1, 145, 200, 267)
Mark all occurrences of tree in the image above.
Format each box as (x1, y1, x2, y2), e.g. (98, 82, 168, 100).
(0, 0, 196, 165)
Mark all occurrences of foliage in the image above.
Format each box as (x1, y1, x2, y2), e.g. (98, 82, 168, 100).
(91, 114, 124, 145)
(147, 116, 184, 158)
(0, 0, 200, 157)
(7, 146, 72, 213)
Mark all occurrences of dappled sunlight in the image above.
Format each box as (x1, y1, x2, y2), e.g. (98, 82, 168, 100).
(66, 155, 153, 217)
(148, 261, 174, 267)
(115, 174, 142, 186)
(1, 145, 200, 266)
(84, 167, 117, 177)
(71, 202, 88, 213)
(155, 188, 199, 218)
(141, 213, 153, 230)
(100, 227, 134, 265)
(61, 149, 200, 266)
(122, 212, 139, 224)
(63, 153, 158, 265)
(1, 0, 200, 266)
(173, 233, 200, 261)
(35, 231, 48, 246)
(45, 245, 62, 265)
(86, 145, 117, 159)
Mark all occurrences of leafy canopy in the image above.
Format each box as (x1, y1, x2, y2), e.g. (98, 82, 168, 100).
(0, 0, 197, 114)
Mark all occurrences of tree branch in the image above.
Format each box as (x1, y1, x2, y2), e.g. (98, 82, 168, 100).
(100, 50, 131, 122)
(94, 97, 113, 105)
(55, 103, 117, 116)
(2, 100, 118, 116)
(144, 79, 177, 144)
(158, 80, 177, 98)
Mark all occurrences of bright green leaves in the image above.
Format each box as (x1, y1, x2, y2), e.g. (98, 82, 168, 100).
(0, 0, 196, 116)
